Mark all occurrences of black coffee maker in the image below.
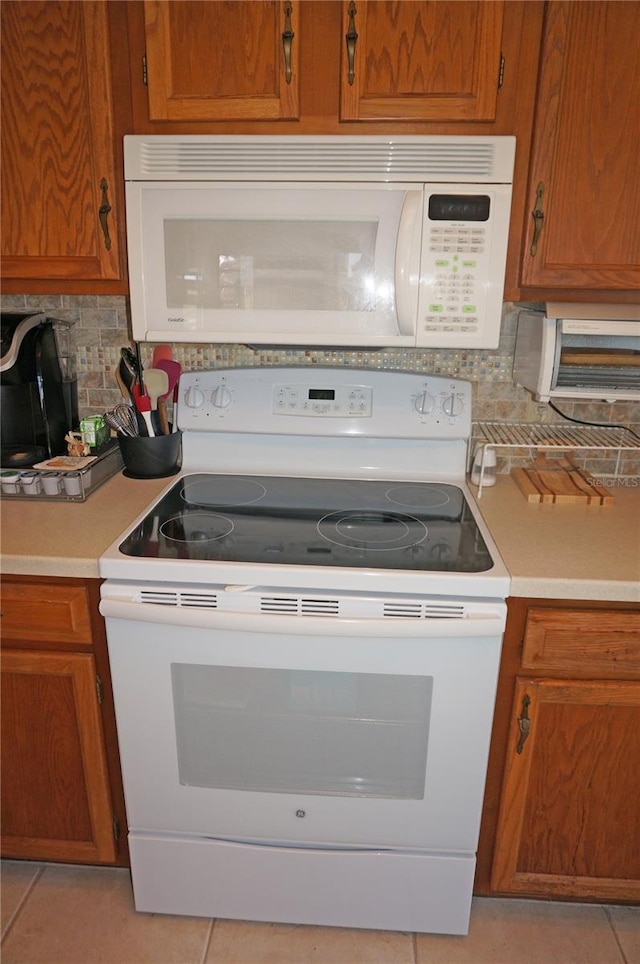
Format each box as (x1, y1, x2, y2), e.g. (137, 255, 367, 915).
(1, 311, 79, 467)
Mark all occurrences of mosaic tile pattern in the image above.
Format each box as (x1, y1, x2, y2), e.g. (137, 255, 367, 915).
(2, 293, 638, 476)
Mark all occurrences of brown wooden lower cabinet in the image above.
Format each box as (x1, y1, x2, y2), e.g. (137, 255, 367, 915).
(476, 598, 640, 903)
(0, 576, 128, 866)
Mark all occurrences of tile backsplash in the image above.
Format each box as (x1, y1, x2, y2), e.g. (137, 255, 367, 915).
(2, 293, 639, 475)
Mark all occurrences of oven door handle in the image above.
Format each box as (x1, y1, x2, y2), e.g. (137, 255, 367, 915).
(99, 597, 506, 638)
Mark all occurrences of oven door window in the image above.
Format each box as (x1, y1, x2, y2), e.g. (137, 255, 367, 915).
(172, 665, 432, 799)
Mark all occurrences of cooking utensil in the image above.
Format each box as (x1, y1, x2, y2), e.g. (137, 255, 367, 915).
(115, 364, 132, 402)
(143, 368, 170, 438)
(155, 359, 182, 432)
(135, 342, 146, 393)
(132, 384, 155, 437)
(152, 344, 173, 367)
(120, 346, 140, 382)
(105, 405, 139, 438)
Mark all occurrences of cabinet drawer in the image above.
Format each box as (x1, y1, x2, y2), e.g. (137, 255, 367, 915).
(522, 608, 640, 679)
(1, 580, 94, 646)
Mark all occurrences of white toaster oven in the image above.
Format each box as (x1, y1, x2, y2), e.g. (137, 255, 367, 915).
(513, 303, 640, 402)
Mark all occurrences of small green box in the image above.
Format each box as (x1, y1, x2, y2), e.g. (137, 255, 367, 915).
(80, 416, 109, 449)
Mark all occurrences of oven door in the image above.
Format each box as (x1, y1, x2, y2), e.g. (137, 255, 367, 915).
(101, 593, 504, 852)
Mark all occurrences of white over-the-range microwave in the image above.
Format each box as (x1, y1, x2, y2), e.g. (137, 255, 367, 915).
(124, 134, 515, 349)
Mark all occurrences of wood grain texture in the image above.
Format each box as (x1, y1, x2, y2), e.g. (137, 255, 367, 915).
(0, 576, 129, 866)
(1, 580, 94, 646)
(491, 677, 640, 900)
(522, 608, 640, 678)
(0, 1, 122, 283)
(521, 1, 640, 290)
(1, 650, 116, 863)
(475, 598, 640, 898)
(510, 460, 614, 504)
(340, 1, 504, 121)
(144, 0, 300, 120)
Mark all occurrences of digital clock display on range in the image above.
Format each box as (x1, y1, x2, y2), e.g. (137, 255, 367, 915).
(309, 389, 335, 400)
(428, 194, 491, 222)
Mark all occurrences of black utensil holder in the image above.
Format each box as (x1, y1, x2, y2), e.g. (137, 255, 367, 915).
(118, 431, 182, 479)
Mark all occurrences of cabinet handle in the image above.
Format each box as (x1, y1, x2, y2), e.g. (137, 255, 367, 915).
(346, 1, 358, 86)
(530, 182, 545, 257)
(516, 694, 531, 754)
(98, 178, 112, 251)
(282, 3, 294, 85)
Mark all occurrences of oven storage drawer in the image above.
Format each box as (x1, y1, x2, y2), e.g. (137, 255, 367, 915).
(128, 833, 476, 934)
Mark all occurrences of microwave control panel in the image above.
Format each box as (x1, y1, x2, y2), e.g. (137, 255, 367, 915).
(416, 187, 512, 351)
(421, 194, 488, 339)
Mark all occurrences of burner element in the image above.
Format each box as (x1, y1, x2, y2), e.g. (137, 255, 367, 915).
(385, 484, 451, 510)
(160, 512, 234, 543)
(317, 509, 428, 552)
(182, 477, 267, 507)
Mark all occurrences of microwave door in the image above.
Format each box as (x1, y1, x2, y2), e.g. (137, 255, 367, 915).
(128, 183, 421, 347)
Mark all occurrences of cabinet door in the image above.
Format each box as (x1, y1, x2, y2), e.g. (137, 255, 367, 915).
(0, 1, 123, 286)
(340, 1, 505, 122)
(0, 580, 94, 647)
(491, 677, 640, 901)
(142, 0, 300, 121)
(1, 649, 117, 864)
(520, 1, 640, 290)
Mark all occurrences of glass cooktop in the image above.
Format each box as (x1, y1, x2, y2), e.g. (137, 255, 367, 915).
(119, 473, 493, 573)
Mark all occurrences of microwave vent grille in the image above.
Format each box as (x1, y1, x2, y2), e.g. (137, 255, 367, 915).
(131, 137, 513, 182)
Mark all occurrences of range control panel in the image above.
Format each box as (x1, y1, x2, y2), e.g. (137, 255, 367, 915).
(274, 384, 372, 417)
(179, 367, 472, 440)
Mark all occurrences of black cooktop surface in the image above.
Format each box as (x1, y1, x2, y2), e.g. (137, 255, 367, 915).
(119, 473, 493, 572)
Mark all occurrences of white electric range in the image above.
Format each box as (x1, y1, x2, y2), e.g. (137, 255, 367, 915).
(99, 366, 509, 935)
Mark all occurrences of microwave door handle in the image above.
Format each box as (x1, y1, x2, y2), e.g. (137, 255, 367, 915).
(395, 190, 423, 336)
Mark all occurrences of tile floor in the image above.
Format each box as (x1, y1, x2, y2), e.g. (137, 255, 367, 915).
(1, 860, 638, 964)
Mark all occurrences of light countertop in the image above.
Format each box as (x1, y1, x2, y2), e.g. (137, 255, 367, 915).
(2, 470, 639, 602)
(471, 475, 640, 602)
(1, 472, 169, 579)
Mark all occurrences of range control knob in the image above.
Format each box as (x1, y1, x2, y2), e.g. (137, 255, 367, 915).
(211, 385, 232, 409)
(414, 391, 436, 415)
(441, 393, 464, 417)
(184, 385, 205, 409)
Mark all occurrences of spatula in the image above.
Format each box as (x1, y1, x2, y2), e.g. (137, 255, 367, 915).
(152, 344, 173, 367)
(132, 384, 155, 437)
(143, 368, 170, 435)
(143, 367, 169, 411)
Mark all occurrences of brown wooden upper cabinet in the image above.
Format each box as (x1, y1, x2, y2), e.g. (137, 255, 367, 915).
(520, 1, 640, 293)
(0, 0, 127, 293)
(143, 0, 301, 122)
(340, 1, 504, 122)
(139, 0, 506, 126)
